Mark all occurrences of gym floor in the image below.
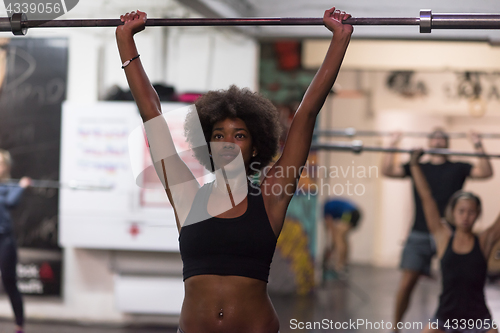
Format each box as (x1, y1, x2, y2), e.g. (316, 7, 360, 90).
(0, 265, 499, 333)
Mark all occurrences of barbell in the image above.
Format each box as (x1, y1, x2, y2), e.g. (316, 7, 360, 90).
(1, 179, 114, 190)
(315, 128, 500, 139)
(311, 140, 500, 158)
(2, 10, 500, 36)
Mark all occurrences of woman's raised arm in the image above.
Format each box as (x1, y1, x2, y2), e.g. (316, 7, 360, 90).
(479, 212, 500, 259)
(262, 8, 352, 224)
(116, 11, 162, 122)
(116, 11, 198, 230)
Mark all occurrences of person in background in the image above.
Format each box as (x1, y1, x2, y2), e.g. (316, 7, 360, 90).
(0, 149, 31, 333)
(322, 197, 361, 280)
(409, 148, 498, 333)
(382, 128, 493, 332)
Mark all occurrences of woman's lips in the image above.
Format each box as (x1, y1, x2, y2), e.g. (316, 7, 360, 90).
(219, 153, 238, 161)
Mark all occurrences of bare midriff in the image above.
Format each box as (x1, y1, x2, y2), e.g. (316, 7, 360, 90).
(179, 275, 280, 333)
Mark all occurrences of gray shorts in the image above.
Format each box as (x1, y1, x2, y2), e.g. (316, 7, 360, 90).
(400, 230, 436, 276)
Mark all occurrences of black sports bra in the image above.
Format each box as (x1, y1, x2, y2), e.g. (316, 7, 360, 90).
(179, 182, 277, 282)
(435, 234, 491, 321)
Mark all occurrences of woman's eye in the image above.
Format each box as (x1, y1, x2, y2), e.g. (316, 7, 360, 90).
(236, 133, 245, 139)
(213, 134, 223, 139)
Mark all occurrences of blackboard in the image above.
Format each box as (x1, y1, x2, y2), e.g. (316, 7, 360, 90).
(0, 38, 67, 250)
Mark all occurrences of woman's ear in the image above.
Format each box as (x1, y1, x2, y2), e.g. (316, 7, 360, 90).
(252, 148, 258, 157)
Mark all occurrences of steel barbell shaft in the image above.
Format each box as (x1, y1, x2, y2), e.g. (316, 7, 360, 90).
(316, 129, 500, 139)
(25, 17, 419, 28)
(0, 16, 416, 31)
(311, 141, 500, 158)
(1, 179, 114, 190)
(362, 147, 498, 158)
(1, 179, 62, 188)
(3, 10, 500, 35)
(432, 14, 500, 29)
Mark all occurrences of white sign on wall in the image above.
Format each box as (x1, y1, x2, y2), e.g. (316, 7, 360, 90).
(59, 101, 189, 251)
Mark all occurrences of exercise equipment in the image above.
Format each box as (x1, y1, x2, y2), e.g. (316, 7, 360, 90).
(311, 140, 500, 158)
(1, 179, 114, 190)
(316, 128, 500, 139)
(2, 10, 500, 35)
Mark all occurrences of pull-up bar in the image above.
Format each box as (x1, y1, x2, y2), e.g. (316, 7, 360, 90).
(311, 141, 500, 158)
(1, 179, 114, 190)
(1, 10, 500, 35)
(315, 128, 500, 139)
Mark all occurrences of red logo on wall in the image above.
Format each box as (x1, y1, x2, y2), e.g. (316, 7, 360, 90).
(39, 262, 54, 281)
(129, 223, 141, 238)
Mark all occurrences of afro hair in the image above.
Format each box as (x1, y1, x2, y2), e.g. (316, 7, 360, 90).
(184, 85, 281, 176)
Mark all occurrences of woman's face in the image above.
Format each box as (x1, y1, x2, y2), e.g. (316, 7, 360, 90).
(210, 118, 254, 171)
(452, 198, 479, 230)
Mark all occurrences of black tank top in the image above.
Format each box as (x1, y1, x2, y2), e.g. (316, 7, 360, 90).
(435, 234, 491, 321)
(179, 182, 277, 282)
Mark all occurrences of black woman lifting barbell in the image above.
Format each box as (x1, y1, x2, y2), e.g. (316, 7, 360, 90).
(116, 6, 352, 333)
